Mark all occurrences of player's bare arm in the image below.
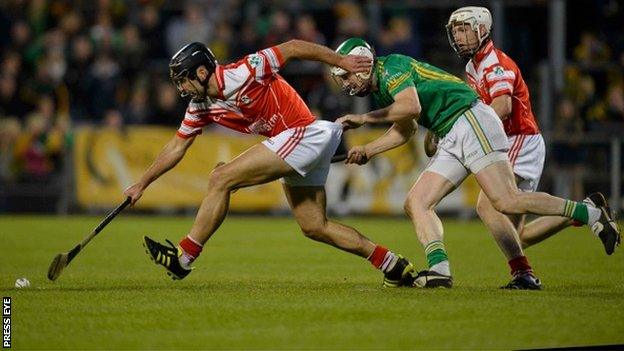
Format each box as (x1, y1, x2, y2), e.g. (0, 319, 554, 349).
(124, 134, 195, 205)
(490, 94, 512, 119)
(276, 39, 371, 73)
(346, 119, 417, 165)
(336, 87, 421, 130)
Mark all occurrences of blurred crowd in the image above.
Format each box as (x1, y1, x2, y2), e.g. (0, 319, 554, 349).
(551, 1, 624, 199)
(0, 0, 623, 193)
(0, 0, 426, 184)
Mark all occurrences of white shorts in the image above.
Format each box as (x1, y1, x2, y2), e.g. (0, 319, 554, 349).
(508, 134, 545, 192)
(426, 101, 510, 186)
(262, 120, 342, 186)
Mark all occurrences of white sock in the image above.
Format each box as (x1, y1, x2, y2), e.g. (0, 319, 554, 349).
(178, 252, 195, 269)
(588, 205, 601, 228)
(429, 260, 450, 276)
(380, 251, 398, 273)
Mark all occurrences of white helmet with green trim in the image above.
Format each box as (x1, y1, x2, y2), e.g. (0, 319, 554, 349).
(330, 37, 375, 96)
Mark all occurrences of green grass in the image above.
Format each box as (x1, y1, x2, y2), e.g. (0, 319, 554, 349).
(1, 215, 623, 349)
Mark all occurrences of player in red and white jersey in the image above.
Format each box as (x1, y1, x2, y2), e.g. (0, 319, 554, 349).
(123, 40, 418, 286)
(445, 6, 618, 261)
(175, 46, 316, 139)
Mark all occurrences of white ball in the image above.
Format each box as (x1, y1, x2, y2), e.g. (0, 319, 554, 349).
(15, 278, 30, 288)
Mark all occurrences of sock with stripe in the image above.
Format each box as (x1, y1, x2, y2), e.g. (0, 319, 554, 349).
(367, 245, 399, 273)
(425, 240, 451, 276)
(508, 255, 533, 277)
(178, 235, 203, 269)
(562, 200, 600, 226)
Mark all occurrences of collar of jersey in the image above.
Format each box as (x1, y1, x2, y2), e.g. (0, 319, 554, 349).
(472, 40, 494, 66)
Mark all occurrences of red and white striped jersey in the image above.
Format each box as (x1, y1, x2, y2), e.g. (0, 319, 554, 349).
(465, 41, 539, 136)
(176, 46, 315, 139)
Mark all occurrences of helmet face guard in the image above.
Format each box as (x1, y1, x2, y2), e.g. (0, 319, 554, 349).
(331, 71, 372, 97)
(446, 7, 492, 59)
(330, 37, 375, 97)
(169, 42, 217, 99)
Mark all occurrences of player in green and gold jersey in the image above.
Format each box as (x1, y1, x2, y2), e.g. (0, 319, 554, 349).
(331, 38, 620, 290)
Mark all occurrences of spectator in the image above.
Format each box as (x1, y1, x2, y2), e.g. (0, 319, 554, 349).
(150, 79, 185, 126)
(605, 82, 624, 122)
(65, 35, 94, 121)
(10, 20, 31, 52)
(231, 22, 259, 60)
(14, 95, 65, 182)
(138, 5, 168, 60)
(2, 52, 23, 79)
(0, 74, 29, 118)
(333, 2, 369, 46)
(118, 24, 147, 78)
(166, 1, 213, 56)
(262, 10, 292, 47)
(122, 81, 149, 125)
(551, 98, 587, 200)
(378, 17, 421, 58)
(209, 21, 233, 62)
(574, 31, 611, 67)
(104, 108, 124, 130)
(0, 117, 21, 182)
(296, 15, 326, 45)
(85, 49, 121, 121)
(58, 10, 83, 39)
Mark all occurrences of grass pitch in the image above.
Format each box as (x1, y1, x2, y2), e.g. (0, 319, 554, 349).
(1, 215, 623, 349)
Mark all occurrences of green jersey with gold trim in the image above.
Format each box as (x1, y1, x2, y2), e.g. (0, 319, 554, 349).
(372, 54, 478, 137)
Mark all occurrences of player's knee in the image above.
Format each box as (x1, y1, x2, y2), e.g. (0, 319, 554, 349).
(490, 195, 522, 215)
(404, 194, 429, 217)
(207, 167, 233, 192)
(403, 198, 415, 217)
(476, 197, 494, 219)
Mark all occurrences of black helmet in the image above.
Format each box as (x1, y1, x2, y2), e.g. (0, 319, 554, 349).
(169, 42, 217, 97)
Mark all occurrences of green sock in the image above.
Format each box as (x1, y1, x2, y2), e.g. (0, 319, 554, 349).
(425, 240, 448, 267)
(563, 200, 589, 224)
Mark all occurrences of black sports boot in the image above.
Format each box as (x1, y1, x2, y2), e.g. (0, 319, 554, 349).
(382, 255, 416, 287)
(144, 236, 192, 280)
(501, 271, 542, 290)
(413, 270, 453, 288)
(585, 192, 621, 255)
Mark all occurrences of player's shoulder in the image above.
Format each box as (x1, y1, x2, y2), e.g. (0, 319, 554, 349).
(491, 46, 520, 71)
(380, 53, 414, 67)
(220, 57, 254, 88)
(378, 54, 417, 81)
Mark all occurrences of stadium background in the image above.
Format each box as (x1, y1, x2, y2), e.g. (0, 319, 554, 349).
(1, 1, 624, 349)
(0, 0, 622, 215)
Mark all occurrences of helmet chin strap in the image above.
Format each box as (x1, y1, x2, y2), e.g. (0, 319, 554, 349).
(469, 35, 491, 59)
(200, 73, 211, 97)
(349, 66, 374, 96)
(188, 72, 212, 100)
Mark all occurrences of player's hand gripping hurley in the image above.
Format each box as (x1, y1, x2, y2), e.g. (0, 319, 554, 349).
(47, 197, 131, 281)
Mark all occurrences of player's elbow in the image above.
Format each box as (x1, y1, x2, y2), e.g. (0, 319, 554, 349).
(278, 39, 303, 61)
(286, 39, 305, 47)
(492, 95, 512, 119)
(499, 104, 512, 119)
(403, 103, 421, 121)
